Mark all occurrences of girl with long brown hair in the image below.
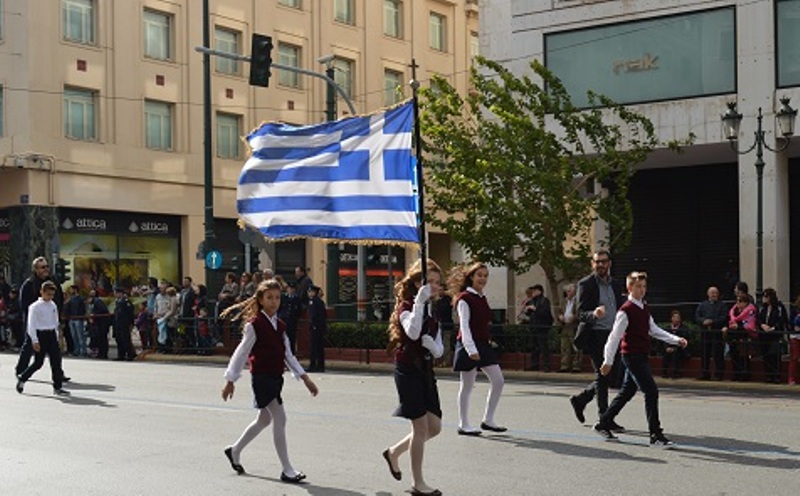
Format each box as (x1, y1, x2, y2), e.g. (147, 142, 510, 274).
(382, 259, 444, 496)
(220, 280, 318, 483)
(450, 262, 506, 436)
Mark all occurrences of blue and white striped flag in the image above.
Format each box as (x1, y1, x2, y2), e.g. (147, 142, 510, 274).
(237, 101, 418, 244)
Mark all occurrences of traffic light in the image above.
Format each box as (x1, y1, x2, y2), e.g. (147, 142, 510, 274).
(54, 258, 71, 284)
(249, 33, 273, 87)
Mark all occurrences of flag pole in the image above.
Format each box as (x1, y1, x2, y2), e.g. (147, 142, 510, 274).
(409, 59, 427, 283)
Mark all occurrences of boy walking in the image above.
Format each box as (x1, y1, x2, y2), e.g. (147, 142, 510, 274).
(593, 272, 686, 448)
(16, 281, 69, 395)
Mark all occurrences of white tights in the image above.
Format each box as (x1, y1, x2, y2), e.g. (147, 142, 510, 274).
(228, 399, 299, 477)
(458, 364, 505, 429)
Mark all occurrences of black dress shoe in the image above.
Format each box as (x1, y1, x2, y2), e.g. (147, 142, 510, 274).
(607, 421, 625, 433)
(63, 376, 71, 382)
(410, 488, 442, 496)
(224, 447, 245, 475)
(480, 422, 508, 432)
(280, 471, 306, 483)
(382, 448, 402, 480)
(457, 428, 482, 436)
(569, 395, 586, 424)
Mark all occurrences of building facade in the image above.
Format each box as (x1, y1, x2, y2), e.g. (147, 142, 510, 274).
(482, 0, 800, 306)
(0, 0, 479, 310)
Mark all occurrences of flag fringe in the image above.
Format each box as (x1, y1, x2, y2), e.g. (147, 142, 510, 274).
(236, 219, 418, 248)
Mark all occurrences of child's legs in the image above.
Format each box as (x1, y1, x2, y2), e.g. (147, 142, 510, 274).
(600, 366, 638, 425)
(408, 414, 434, 489)
(45, 332, 64, 390)
(481, 364, 505, 425)
(626, 354, 661, 434)
(458, 369, 478, 429)
(230, 407, 273, 461)
(266, 399, 298, 476)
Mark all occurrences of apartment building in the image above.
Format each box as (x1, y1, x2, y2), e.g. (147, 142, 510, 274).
(0, 0, 479, 309)
(482, 0, 800, 305)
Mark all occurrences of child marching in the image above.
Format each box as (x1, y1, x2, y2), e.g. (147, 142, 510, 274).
(220, 279, 318, 483)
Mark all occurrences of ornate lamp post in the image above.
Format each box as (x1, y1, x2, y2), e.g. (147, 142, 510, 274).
(721, 97, 797, 301)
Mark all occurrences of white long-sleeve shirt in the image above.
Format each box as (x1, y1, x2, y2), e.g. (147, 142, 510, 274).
(224, 311, 305, 382)
(27, 298, 60, 344)
(603, 296, 682, 367)
(457, 287, 483, 356)
(399, 291, 444, 358)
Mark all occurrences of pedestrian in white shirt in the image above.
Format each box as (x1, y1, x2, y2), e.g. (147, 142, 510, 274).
(16, 281, 69, 395)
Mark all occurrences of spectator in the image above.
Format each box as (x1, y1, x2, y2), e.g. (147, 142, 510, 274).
(252, 270, 264, 287)
(517, 287, 534, 324)
(218, 272, 239, 313)
(113, 286, 136, 361)
(558, 283, 582, 373)
(0, 273, 11, 301)
(307, 285, 327, 372)
(196, 307, 214, 356)
(179, 276, 196, 349)
(64, 285, 88, 357)
(155, 282, 172, 353)
(724, 294, 758, 382)
(262, 268, 275, 280)
(134, 302, 151, 351)
(0, 291, 7, 349)
(7, 287, 22, 348)
(239, 272, 254, 302)
(524, 284, 554, 372)
(694, 286, 728, 381)
(662, 310, 691, 378)
(788, 295, 800, 386)
(294, 266, 313, 308)
(278, 282, 301, 353)
(757, 288, 788, 384)
(87, 290, 111, 359)
(165, 286, 180, 351)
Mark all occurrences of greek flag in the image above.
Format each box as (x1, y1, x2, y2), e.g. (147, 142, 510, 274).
(237, 101, 418, 244)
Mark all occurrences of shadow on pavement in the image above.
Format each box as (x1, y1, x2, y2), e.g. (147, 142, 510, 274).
(241, 473, 371, 495)
(673, 434, 800, 470)
(28, 379, 116, 392)
(479, 434, 666, 464)
(27, 392, 117, 408)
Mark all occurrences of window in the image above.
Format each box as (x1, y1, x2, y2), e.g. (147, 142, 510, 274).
(384, 0, 402, 39)
(214, 28, 240, 75)
(778, 0, 800, 87)
(429, 13, 446, 52)
(278, 43, 301, 88)
(278, 0, 301, 8)
(144, 100, 173, 150)
(63, 88, 96, 140)
(216, 113, 241, 159)
(334, 0, 355, 25)
(143, 10, 171, 61)
(333, 57, 353, 98)
(384, 69, 403, 106)
(470, 32, 479, 62)
(62, 0, 95, 44)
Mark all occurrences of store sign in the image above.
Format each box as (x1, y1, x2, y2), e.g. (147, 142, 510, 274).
(545, 7, 734, 107)
(62, 216, 108, 232)
(129, 220, 170, 235)
(59, 208, 179, 237)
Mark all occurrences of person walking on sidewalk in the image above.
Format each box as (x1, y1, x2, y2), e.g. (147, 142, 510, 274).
(569, 250, 626, 428)
(592, 272, 687, 448)
(16, 281, 69, 395)
(383, 259, 444, 496)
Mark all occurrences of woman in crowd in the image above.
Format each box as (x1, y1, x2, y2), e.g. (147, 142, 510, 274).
(723, 294, 758, 382)
(757, 288, 788, 384)
(450, 262, 506, 436)
(383, 259, 444, 496)
(789, 294, 800, 386)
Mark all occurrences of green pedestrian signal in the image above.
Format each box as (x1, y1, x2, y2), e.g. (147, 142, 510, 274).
(249, 33, 273, 88)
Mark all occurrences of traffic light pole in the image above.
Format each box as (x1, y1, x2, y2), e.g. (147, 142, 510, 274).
(202, 0, 215, 292)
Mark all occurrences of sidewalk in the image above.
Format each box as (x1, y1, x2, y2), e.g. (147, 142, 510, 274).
(137, 349, 800, 396)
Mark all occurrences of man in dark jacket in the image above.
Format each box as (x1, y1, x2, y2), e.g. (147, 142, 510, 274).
(113, 287, 136, 361)
(279, 282, 301, 353)
(694, 286, 728, 380)
(569, 250, 627, 427)
(179, 276, 196, 349)
(16, 257, 66, 376)
(64, 285, 87, 357)
(524, 284, 554, 372)
(307, 285, 326, 372)
(88, 291, 111, 359)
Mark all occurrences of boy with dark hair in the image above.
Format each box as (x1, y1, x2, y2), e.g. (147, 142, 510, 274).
(16, 281, 69, 395)
(593, 272, 687, 448)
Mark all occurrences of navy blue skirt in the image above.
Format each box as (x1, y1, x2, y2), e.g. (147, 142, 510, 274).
(251, 373, 284, 409)
(452, 340, 499, 372)
(393, 361, 442, 420)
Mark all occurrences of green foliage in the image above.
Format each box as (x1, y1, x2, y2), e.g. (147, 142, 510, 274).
(326, 321, 390, 349)
(419, 57, 679, 289)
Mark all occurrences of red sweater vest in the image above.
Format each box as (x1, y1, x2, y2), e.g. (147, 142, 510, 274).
(620, 300, 651, 355)
(457, 291, 491, 343)
(248, 311, 286, 376)
(394, 300, 438, 366)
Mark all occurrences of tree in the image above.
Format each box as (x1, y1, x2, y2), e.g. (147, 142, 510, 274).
(420, 58, 684, 308)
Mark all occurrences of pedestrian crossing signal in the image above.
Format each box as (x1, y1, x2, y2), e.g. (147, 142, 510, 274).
(249, 34, 273, 88)
(54, 258, 71, 284)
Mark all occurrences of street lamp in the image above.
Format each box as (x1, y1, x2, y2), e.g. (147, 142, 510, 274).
(721, 97, 797, 301)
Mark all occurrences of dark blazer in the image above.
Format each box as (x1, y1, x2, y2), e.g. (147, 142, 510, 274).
(573, 274, 626, 352)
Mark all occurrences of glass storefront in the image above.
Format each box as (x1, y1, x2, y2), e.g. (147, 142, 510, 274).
(58, 208, 180, 296)
(545, 7, 735, 107)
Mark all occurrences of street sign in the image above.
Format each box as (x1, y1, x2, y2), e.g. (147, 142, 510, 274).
(205, 250, 223, 270)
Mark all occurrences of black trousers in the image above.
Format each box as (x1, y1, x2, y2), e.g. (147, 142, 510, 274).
(727, 334, 751, 381)
(309, 326, 325, 371)
(529, 332, 551, 371)
(600, 353, 662, 435)
(115, 326, 136, 359)
(19, 330, 64, 390)
(699, 329, 725, 379)
(574, 343, 610, 416)
(760, 335, 782, 382)
(15, 333, 34, 376)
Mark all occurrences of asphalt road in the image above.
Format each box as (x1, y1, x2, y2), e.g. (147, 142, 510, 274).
(2, 352, 799, 496)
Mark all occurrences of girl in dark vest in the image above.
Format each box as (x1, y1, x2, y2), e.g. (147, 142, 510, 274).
(594, 272, 687, 448)
(450, 262, 507, 436)
(382, 259, 444, 496)
(220, 280, 319, 483)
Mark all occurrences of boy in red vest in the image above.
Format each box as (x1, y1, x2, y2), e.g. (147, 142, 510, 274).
(593, 272, 687, 448)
